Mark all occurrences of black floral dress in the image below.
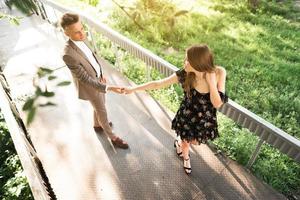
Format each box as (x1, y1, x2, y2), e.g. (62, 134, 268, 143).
(171, 69, 228, 144)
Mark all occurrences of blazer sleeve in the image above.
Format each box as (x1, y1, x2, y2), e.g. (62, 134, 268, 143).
(63, 54, 107, 93)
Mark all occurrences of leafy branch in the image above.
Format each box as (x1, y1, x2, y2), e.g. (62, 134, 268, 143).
(4, 0, 38, 15)
(111, 0, 146, 31)
(22, 66, 71, 125)
(111, 0, 189, 32)
(0, 12, 22, 25)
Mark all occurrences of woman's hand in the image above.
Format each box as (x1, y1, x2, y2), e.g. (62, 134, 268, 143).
(122, 87, 135, 94)
(205, 72, 217, 86)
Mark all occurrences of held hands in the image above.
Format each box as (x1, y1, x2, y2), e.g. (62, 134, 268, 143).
(106, 86, 136, 94)
(107, 86, 124, 94)
(100, 76, 135, 94)
(121, 87, 135, 94)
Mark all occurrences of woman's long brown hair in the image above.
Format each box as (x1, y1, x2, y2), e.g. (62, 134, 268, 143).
(183, 44, 216, 97)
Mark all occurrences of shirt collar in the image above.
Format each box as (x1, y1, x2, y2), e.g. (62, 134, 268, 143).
(70, 39, 84, 46)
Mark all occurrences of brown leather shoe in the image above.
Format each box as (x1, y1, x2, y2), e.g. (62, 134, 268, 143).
(111, 137, 129, 149)
(94, 122, 113, 132)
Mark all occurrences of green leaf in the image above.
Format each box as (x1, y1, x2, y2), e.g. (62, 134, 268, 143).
(11, 18, 20, 25)
(40, 67, 53, 73)
(174, 10, 188, 17)
(35, 87, 42, 96)
(0, 14, 4, 20)
(41, 91, 55, 97)
(26, 107, 36, 126)
(37, 67, 53, 78)
(22, 98, 34, 111)
(57, 81, 71, 86)
(48, 75, 57, 80)
(38, 102, 56, 107)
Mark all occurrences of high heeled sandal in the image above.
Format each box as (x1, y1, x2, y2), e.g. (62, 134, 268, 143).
(183, 157, 192, 174)
(173, 140, 183, 157)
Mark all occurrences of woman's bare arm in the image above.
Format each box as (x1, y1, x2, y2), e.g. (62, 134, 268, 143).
(124, 73, 178, 94)
(216, 66, 226, 93)
(206, 71, 224, 108)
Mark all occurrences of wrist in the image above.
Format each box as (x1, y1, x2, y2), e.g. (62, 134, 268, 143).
(209, 84, 218, 90)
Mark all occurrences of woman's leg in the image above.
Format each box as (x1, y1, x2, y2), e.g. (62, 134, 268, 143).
(181, 140, 191, 174)
(181, 140, 189, 159)
(174, 136, 183, 157)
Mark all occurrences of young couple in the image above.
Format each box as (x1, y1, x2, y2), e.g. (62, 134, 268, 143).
(61, 12, 227, 174)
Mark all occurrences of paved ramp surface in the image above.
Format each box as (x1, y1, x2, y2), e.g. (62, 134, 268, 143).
(0, 9, 286, 200)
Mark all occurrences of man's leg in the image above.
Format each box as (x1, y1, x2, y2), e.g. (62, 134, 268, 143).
(89, 93, 114, 139)
(94, 110, 101, 127)
(89, 93, 128, 149)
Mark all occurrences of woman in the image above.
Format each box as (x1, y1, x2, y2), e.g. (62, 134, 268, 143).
(123, 44, 228, 174)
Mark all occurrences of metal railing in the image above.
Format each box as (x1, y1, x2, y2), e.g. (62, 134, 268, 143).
(38, 0, 300, 167)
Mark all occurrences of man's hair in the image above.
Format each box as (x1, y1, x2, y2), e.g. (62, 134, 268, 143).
(60, 13, 79, 30)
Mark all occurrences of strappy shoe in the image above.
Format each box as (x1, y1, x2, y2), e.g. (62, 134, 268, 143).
(183, 157, 192, 174)
(111, 136, 129, 149)
(174, 140, 183, 157)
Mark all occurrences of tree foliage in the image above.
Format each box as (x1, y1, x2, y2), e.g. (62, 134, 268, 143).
(79, 0, 99, 7)
(0, 13, 22, 25)
(4, 0, 38, 15)
(111, 0, 189, 43)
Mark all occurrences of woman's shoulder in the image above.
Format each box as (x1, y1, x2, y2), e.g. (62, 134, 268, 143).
(215, 66, 226, 80)
(215, 66, 226, 75)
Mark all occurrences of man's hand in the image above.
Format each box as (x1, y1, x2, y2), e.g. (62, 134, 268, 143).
(99, 76, 107, 83)
(107, 86, 123, 94)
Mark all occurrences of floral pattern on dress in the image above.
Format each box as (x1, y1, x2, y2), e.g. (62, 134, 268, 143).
(171, 69, 228, 144)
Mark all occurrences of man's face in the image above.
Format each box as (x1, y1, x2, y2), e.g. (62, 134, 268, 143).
(64, 21, 86, 41)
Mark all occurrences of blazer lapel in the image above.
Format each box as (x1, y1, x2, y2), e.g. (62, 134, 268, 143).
(68, 39, 93, 66)
(68, 39, 100, 76)
(83, 40, 103, 77)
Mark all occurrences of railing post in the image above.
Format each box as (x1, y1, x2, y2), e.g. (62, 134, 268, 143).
(51, 7, 60, 40)
(38, 1, 49, 22)
(113, 44, 122, 72)
(146, 65, 151, 81)
(247, 138, 264, 168)
(87, 27, 99, 55)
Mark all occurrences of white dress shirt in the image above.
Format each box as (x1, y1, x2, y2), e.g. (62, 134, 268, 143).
(71, 40, 101, 78)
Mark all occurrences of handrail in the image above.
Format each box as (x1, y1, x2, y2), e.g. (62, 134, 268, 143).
(39, 0, 300, 167)
(0, 74, 55, 200)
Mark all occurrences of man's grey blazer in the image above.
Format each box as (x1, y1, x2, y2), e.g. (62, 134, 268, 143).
(63, 39, 106, 100)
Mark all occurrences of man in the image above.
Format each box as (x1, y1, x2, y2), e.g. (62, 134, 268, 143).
(61, 13, 128, 149)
